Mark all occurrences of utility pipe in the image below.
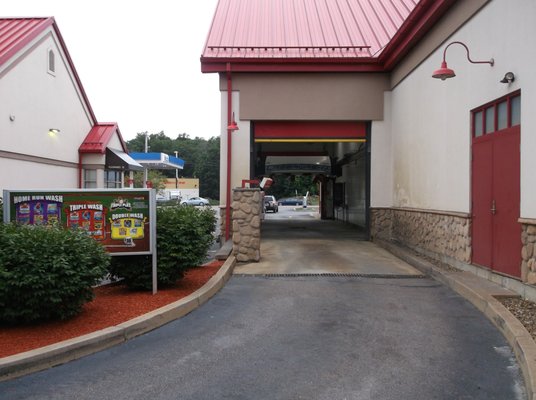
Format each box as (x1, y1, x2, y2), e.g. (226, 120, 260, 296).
(78, 153, 83, 188)
(225, 62, 233, 241)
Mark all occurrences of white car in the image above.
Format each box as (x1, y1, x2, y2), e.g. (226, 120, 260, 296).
(181, 197, 210, 206)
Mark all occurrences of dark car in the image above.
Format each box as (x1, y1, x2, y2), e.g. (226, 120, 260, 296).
(278, 197, 304, 206)
(264, 195, 279, 213)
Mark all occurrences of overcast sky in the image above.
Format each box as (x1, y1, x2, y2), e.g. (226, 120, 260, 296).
(4, 0, 221, 141)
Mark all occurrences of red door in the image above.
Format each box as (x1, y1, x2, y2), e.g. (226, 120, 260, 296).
(472, 136, 493, 268)
(472, 126, 521, 277)
(492, 127, 521, 275)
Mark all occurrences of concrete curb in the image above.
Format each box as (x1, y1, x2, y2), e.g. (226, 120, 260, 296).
(0, 256, 237, 382)
(378, 240, 536, 400)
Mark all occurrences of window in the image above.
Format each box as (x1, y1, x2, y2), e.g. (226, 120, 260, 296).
(474, 111, 483, 137)
(485, 107, 494, 134)
(84, 169, 97, 188)
(47, 49, 55, 75)
(105, 170, 122, 188)
(497, 101, 508, 130)
(472, 91, 521, 137)
(511, 95, 521, 126)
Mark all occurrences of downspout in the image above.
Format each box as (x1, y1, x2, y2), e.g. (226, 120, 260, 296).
(78, 153, 83, 188)
(225, 62, 233, 241)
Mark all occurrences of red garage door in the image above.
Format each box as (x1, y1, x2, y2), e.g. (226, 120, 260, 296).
(254, 121, 366, 142)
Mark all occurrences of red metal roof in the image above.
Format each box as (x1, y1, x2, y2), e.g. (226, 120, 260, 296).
(79, 123, 127, 154)
(204, 0, 417, 59)
(0, 18, 54, 67)
(201, 0, 455, 72)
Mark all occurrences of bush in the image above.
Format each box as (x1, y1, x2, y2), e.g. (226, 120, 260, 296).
(0, 224, 110, 324)
(110, 205, 216, 290)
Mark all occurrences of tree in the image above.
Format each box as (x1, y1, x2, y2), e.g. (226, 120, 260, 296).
(125, 131, 220, 200)
(266, 175, 318, 199)
(132, 170, 166, 190)
(196, 137, 220, 199)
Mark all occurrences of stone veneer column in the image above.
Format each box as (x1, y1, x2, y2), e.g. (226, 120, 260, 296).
(218, 206, 227, 244)
(231, 188, 262, 262)
(521, 220, 536, 284)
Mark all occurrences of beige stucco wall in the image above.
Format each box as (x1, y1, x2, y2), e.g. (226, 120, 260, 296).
(390, 0, 490, 88)
(220, 91, 251, 205)
(378, 0, 535, 216)
(220, 72, 390, 121)
(370, 93, 393, 208)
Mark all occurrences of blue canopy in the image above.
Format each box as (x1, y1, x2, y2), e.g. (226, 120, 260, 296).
(129, 152, 185, 170)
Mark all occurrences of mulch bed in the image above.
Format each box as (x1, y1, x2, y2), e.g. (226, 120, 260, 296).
(499, 297, 536, 342)
(0, 260, 224, 359)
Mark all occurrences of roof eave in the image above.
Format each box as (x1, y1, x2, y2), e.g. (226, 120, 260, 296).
(50, 20, 98, 124)
(201, 57, 384, 73)
(379, 0, 457, 70)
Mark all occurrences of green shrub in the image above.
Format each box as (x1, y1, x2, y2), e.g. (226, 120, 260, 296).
(109, 205, 216, 290)
(0, 224, 110, 324)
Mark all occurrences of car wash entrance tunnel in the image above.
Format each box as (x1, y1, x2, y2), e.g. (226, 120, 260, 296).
(252, 120, 371, 237)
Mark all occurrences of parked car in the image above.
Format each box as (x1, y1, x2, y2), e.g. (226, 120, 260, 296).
(278, 197, 304, 206)
(181, 197, 210, 206)
(264, 195, 278, 213)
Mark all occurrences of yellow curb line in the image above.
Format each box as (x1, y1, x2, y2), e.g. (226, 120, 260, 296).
(377, 240, 536, 400)
(0, 256, 237, 382)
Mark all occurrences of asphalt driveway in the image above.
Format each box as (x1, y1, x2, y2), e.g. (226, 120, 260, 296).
(0, 215, 527, 399)
(0, 275, 526, 400)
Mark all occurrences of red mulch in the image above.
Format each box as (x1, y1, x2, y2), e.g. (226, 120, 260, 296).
(0, 261, 224, 358)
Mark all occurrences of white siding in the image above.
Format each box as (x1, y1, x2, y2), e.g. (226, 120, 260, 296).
(0, 157, 77, 190)
(0, 27, 93, 192)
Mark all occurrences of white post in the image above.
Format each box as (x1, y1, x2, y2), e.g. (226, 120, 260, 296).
(143, 133, 149, 188)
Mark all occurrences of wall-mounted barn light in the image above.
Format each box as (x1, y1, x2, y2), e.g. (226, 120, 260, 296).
(500, 72, 515, 84)
(432, 41, 494, 80)
(227, 112, 239, 131)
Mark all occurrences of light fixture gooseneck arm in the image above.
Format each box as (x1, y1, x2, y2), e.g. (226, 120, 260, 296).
(442, 41, 494, 66)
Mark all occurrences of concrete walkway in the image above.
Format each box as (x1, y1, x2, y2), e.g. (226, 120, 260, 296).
(235, 218, 421, 276)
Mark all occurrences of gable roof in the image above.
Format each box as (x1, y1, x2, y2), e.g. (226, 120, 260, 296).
(2, 18, 133, 156)
(201, 0, 455, 72)
(0, 18, 52, 66)
(79, 123, 128, 154)
(0, 17, 98, 123)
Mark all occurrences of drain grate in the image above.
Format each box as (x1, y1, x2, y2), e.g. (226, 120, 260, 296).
(235, 273, 426, 279)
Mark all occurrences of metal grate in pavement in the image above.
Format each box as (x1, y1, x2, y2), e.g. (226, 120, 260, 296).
(235, 273, 426, 279)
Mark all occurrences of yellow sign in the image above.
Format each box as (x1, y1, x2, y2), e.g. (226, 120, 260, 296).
(110, 215, 145, 240)
(164, 178, 199, 189)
